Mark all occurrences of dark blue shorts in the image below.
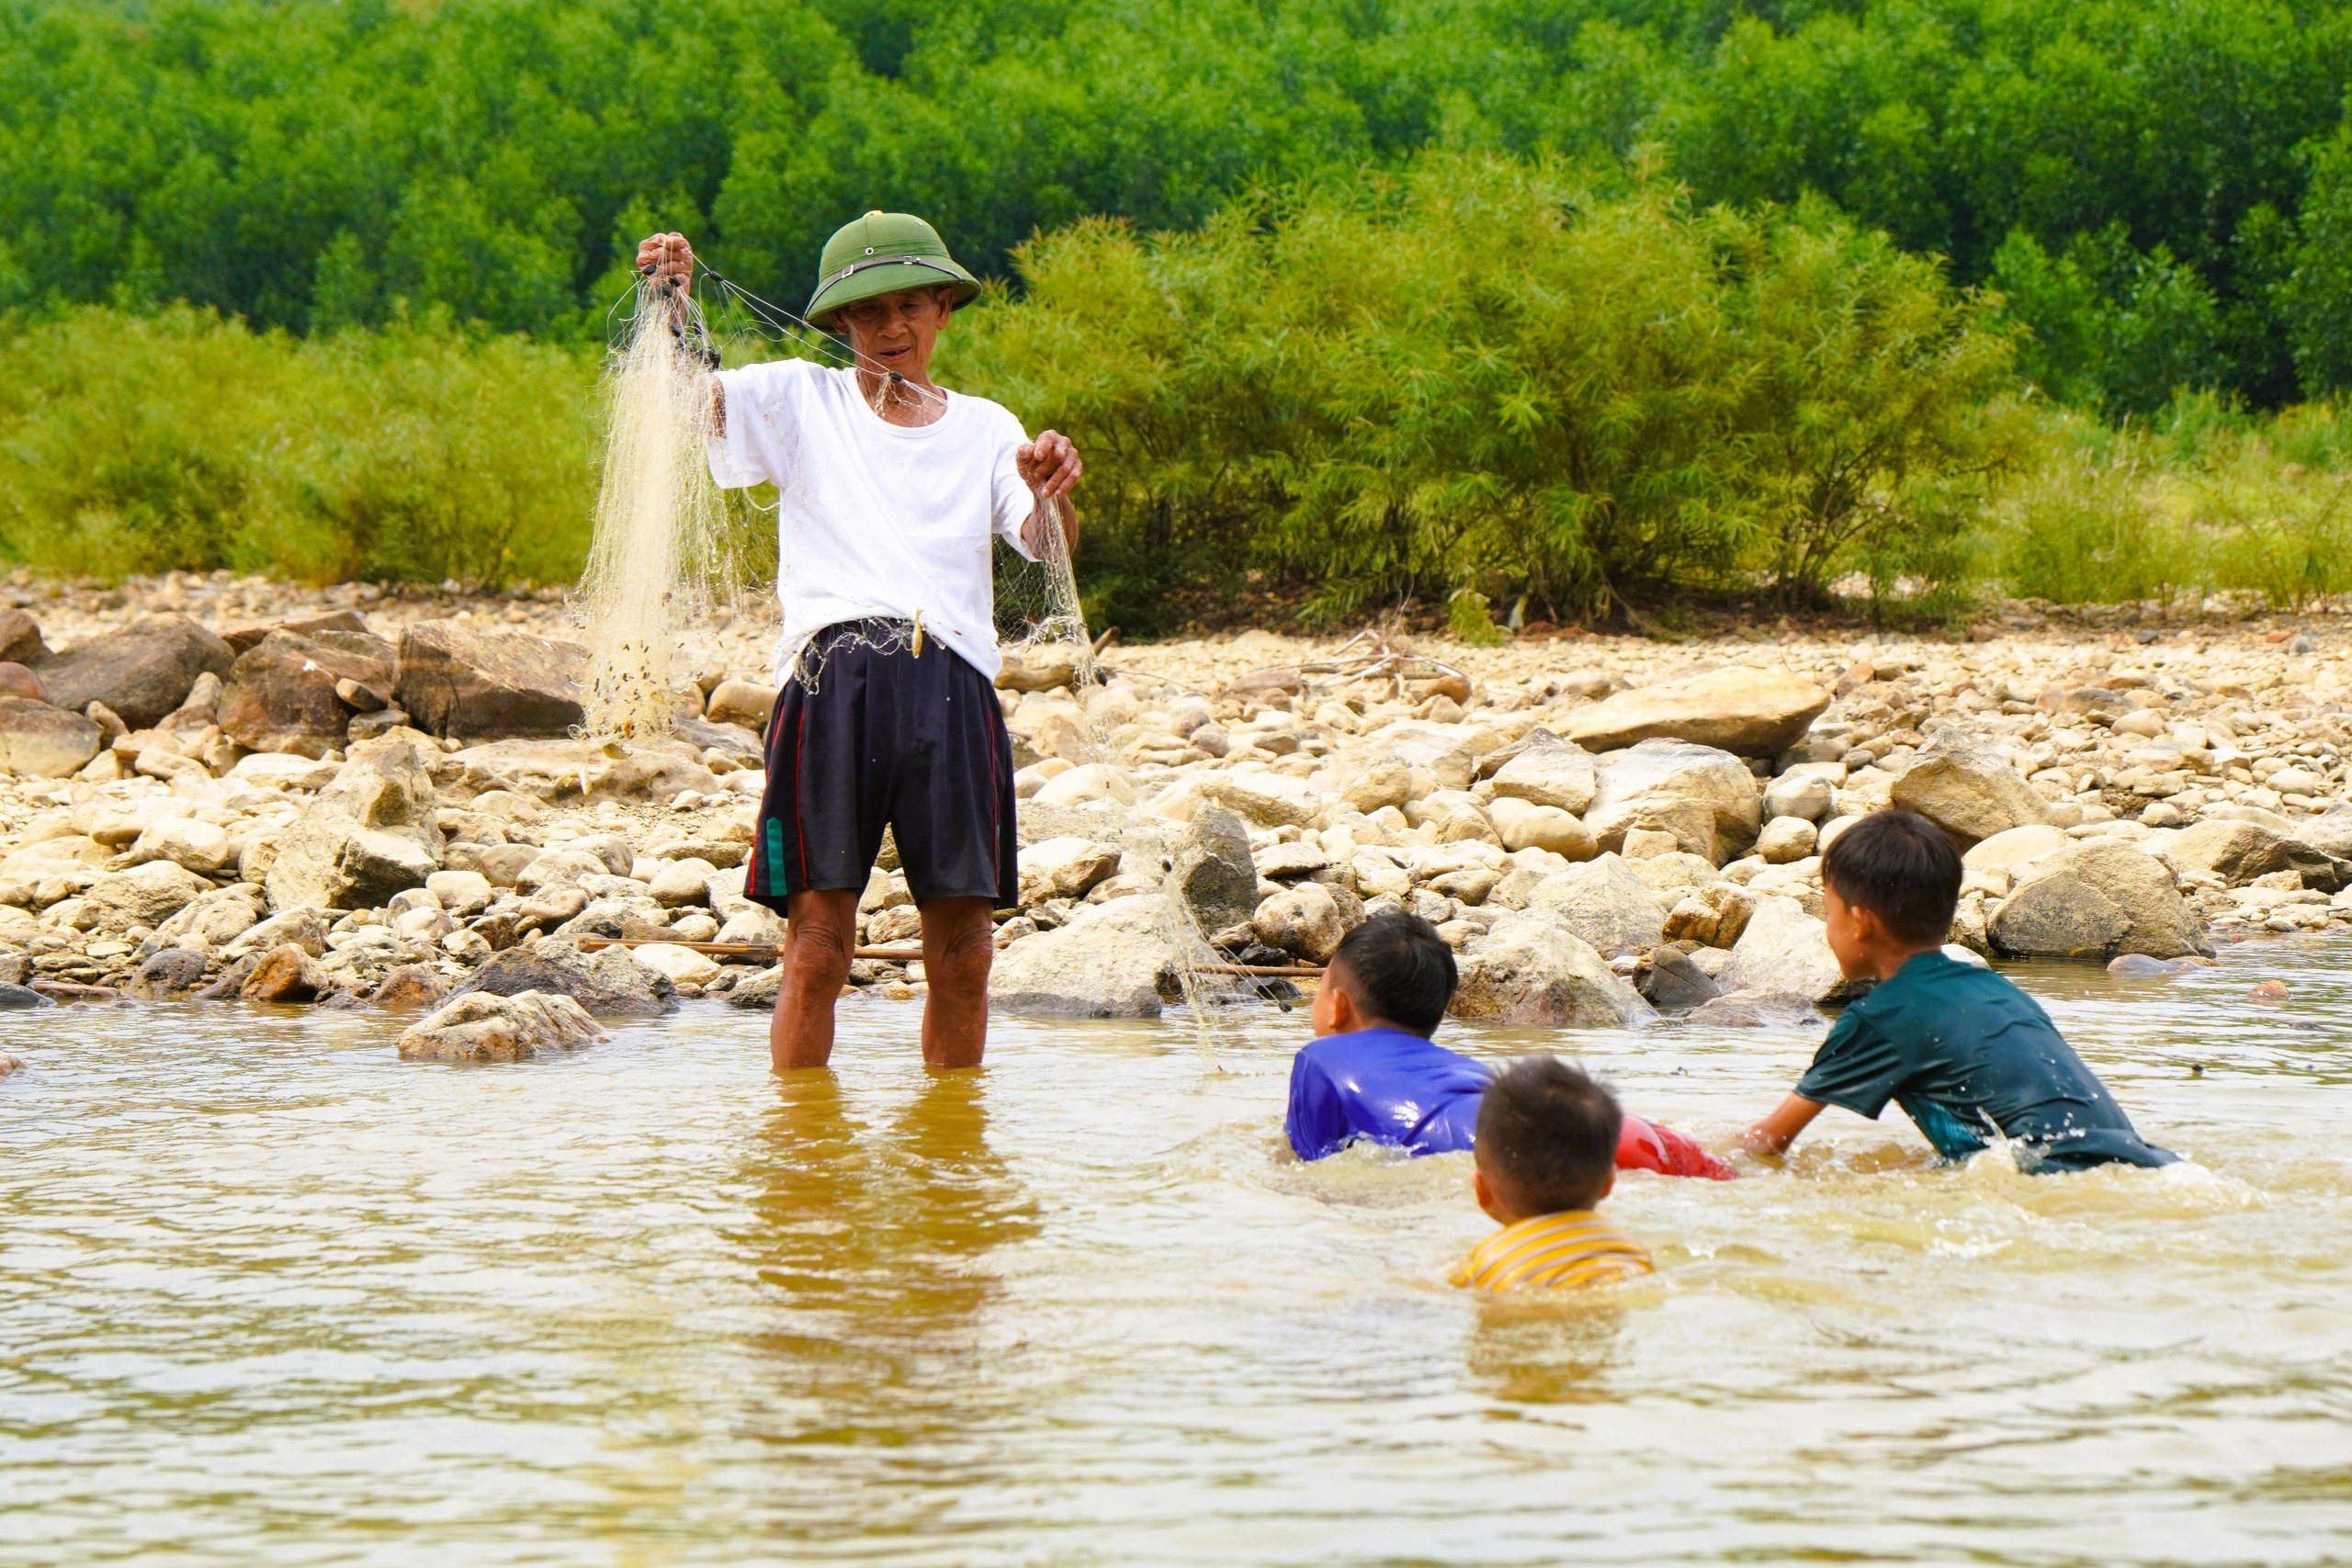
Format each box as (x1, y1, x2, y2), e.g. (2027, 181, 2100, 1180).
(743, 620, 1019, 911)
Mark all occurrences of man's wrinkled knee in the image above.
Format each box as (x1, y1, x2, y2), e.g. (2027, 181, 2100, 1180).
(786, 920, 855, 986)
(924, 921, 995, 988)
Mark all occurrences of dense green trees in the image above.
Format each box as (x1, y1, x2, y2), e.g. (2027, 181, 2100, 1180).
(11, 0, 2352, 412)
(8, 0, 2352, 615)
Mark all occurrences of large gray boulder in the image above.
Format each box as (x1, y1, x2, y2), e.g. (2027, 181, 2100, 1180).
(82, 861, 212, 932)
(1714, 893, 1849, 1004)
(1485, 796, 1598, 858)
(442, 737, 715, 806)
(219, 608, 372, 655)
(582, 749, 721, 805)
(448, 939, 677, 1015)
(1991, 841, 2211, 960)
(0, 696, 101, 778)
(240, 943, 332, 1003)
(1581, 739, 1761, 863)
(672, 716, 763, 762)
(1197, 772, 1321, 829)
(1253, 879, 1346, 962)
(1690, 988, 1831, 1030)
(702, 680, 778, 732)
(2295, 805, 2352, 861)
(989, 894, 1184, 1017)
(1889, 728, 2052, 849)
(1566, 666, 1831, 757)
(266, 736, 447, 910)
(1634, 947, 1722, 1010)
(1660, 882, 1756, 948)
(395, 620, 586, 739)
(0, 982, 51, 1010)
(219, 628, 399, 758)
(1486, 738, 1600, 815)
(121, 816, 232, 875)
(0, 607, 49, 665)
(1169, 804, 1258, 932)
(2157, 818, 2342, 889)
(153, 884, 268, 951)
(1522, 852, 1668, 956)
(1016, 837, 1124, 904)
(726, 964, 785, 1011)
(398, 989, 611, 1062)
(32, 613, 234, 729)
(1452, 908, 1653, 1027)
(1340, 755, 1415, 815)
(124, 947, 212, 998)
(1762, 770, 1836, 822)
(0, 834, 107, 907)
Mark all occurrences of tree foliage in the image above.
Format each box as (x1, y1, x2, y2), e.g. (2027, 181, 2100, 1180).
(9, 0, 2352, 411)
(950, 157, 2021, 629)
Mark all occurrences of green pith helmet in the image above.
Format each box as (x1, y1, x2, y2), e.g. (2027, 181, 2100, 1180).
(805, 210, 981, 331)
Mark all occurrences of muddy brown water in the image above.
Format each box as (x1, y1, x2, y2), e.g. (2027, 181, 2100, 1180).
(4, 945, 2350, 1565)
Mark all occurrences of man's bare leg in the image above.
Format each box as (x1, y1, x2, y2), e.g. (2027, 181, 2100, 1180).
(918, 897, 996, 1069)
(774, 889, 859, 1071)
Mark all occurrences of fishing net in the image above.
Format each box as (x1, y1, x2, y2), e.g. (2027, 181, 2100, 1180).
(577, 276, 737, 739)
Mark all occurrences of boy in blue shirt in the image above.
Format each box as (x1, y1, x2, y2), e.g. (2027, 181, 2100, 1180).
(1285, 913, 1732, 1179)
(1739, 810, 2177, 1172)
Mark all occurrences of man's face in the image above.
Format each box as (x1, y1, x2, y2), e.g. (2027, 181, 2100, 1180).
(833, 286, 954, 378)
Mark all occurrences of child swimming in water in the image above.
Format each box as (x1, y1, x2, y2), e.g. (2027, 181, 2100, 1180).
(1453, 1056, 1653, 1291)
(1284, 912, 1733, 1179)
(1738, 809, 2178, 1172)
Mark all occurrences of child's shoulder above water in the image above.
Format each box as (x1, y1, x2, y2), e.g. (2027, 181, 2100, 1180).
(1456, 1057, 1653, 1293)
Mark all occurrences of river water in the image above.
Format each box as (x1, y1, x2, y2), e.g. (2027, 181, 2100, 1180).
(4, 945, 2350, 1565)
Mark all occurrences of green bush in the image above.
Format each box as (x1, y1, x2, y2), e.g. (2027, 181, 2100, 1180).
(950, 156, 2022, 627)
(1987, 393, 2352, 608)
(0, 306, 598, 585)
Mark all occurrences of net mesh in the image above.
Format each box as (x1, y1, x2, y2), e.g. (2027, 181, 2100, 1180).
(577, 278, 735, 739)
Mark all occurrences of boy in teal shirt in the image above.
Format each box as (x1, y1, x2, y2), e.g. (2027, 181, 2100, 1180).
(1740, 810, 2177, 1172)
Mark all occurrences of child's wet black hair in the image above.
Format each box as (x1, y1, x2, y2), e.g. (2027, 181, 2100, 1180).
(1820, 808, 1963, 944)
(1328, 911, 1457, 1036)
(1475, 1057, 1623, 1213)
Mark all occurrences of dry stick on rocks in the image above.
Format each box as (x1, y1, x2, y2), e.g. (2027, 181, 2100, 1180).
(567, 936, 1324, 977)
(1294, 627, 1466, 702)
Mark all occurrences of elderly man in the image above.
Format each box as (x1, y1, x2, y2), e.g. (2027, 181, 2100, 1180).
(636, 213, 1082, 1072)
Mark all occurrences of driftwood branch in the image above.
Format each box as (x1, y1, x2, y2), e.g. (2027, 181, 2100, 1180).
(568, 935, 1322, 977)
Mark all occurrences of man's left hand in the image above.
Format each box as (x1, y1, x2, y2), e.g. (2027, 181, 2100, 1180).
(1016, 430, 1083, 500)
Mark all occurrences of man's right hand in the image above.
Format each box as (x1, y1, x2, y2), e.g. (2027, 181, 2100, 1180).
(635, 231, 695, 293)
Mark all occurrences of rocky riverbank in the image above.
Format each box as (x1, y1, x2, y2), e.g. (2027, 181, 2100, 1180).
(2, 570, 2349, 1057)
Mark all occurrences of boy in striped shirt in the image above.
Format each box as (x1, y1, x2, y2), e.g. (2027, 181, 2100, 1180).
(1453, 1057, 1654, 1292)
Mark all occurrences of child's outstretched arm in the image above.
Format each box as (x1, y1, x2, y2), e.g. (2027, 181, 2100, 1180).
(1738, 1095, 1826, 1157)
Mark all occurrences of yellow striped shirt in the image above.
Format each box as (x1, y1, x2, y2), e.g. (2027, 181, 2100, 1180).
(1451, 1210, 1654, 1292)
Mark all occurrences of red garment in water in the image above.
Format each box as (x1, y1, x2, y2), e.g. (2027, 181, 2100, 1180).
(1618, 1113, 1737, 1180)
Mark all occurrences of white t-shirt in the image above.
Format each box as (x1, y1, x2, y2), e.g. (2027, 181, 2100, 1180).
(705, 358, 1039, 683)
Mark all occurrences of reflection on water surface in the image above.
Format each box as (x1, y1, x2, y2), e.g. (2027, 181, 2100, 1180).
(3, 943, 2351, 1564)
